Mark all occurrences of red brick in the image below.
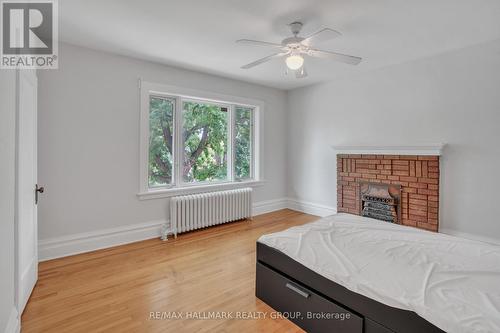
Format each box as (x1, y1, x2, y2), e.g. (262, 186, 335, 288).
(428, 218, 438, 225)
(393, 165, 409, 171)
(409, 198, 427, 206)
(409, 204, 427, 211)
(418, 156, 439, 161)
(418, 188, 438, 195)
(410, 214, 428, 222)
(417, 222, 437, 231)
(400, 176, 418, 182)
(343, 198, 356, 205)
(337, 154, 439, 231)
(400, 155, 419, 160)
(416, 161, 422, 177)
(409, 209, 427, 217)
(409, 182, 428, 189)
(343, 189, 356, 196)
(422, 161, 428, 178)
(419, 178, 439, 184)
(356, 168, 380, 174)
(410, 193, 427, 200)
(428, 212, 438, 219)
(409, 161, 416, 176)
(403, 219, 417, 227)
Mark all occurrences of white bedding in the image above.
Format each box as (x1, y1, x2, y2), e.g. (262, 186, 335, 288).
(258, 213, 500, 333)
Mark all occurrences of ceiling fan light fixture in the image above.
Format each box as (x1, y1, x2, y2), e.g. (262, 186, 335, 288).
(285, 54, 304, 70)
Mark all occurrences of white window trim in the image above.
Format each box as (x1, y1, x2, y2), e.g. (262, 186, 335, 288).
(138, 79, 265, 200)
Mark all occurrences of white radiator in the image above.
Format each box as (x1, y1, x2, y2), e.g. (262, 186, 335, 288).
(170, 188, 253, 238)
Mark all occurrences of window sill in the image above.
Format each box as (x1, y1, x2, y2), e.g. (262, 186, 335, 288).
(137, 180, 266, 200)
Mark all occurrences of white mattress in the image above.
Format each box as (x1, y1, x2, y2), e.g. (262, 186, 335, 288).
(258, 213, 500, 333)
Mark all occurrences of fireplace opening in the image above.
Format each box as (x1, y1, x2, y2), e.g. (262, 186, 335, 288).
(359, 182, 401, 224)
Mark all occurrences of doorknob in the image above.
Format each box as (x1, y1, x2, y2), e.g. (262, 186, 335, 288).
(35, 184, 44, 204)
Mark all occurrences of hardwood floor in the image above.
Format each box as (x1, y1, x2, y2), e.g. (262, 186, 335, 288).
(22, 209, 318, 333)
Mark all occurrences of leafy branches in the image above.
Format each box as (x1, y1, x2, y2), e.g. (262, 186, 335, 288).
(148, 98, 252, 187)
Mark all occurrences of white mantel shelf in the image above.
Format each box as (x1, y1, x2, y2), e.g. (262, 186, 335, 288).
(332, 144, 445, 156)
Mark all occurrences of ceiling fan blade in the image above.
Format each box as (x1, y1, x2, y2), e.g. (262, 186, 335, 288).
(236, 39, 284, 48)
(241, 52, 288, 69)
(310, 49, 362, 65)
(302, 28, 341, 46)
(295, 66, 308, 79)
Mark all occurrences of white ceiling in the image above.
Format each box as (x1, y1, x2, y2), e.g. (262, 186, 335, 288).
(59, 0, 500, 90)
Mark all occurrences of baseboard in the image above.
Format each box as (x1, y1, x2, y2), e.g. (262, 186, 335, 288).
(439, 228, 500, 246)
(286, 197, 337, 217)
(4, 307, 19, 333)
(38, 198, 335, 261)
(38, 220, 166, 261)
(253, 198, 288, 216)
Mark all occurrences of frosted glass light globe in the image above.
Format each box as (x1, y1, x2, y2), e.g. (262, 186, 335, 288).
(286, 54, 304, 70)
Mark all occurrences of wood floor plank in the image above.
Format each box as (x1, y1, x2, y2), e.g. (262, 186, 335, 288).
(22, 209, 318, 332)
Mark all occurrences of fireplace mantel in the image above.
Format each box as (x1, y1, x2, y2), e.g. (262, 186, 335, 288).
(332, 144, 445, 156)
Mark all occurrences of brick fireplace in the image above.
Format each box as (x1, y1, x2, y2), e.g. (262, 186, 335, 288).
(337, 154, 440, 231)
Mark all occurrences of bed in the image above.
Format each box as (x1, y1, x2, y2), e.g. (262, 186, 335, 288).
(256, 213, 500, 333)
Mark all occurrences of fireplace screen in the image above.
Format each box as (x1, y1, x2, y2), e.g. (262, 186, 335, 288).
(360, 183, 401, 224)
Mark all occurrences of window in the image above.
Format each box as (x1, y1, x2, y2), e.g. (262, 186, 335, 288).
(182, 100, 229, 183)
(234, 106, 253, 180)
(149, 96, 174, 187)
(139, 81, 262, 198)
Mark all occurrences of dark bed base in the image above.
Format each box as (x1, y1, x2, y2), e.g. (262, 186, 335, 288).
(256, 242, 444, 333)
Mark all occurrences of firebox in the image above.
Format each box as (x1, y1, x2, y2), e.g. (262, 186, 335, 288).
(359, 182, 401, 224)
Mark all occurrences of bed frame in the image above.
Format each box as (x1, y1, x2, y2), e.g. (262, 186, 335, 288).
(256, 242, 444, 333)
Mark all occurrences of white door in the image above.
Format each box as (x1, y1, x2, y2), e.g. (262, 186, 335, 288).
(16, 69, 39, 313)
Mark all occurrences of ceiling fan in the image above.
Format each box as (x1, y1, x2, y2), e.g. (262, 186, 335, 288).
(236, 22, 362, 78)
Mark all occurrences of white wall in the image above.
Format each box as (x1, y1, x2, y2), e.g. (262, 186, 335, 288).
(37, 43, 287, 244)
(0, 71, 19, 332)
(287, 39, 500, 244)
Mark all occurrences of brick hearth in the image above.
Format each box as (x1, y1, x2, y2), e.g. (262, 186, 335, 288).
(337, 154, 439, 231)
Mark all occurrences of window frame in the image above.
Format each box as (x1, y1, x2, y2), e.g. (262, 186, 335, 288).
(138, 80, 264, 200)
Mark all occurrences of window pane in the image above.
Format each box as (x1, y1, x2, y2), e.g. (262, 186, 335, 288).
(149, 96, 174, 187)
(235, 106, 253, 180)
(182, 101, 228, 183)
